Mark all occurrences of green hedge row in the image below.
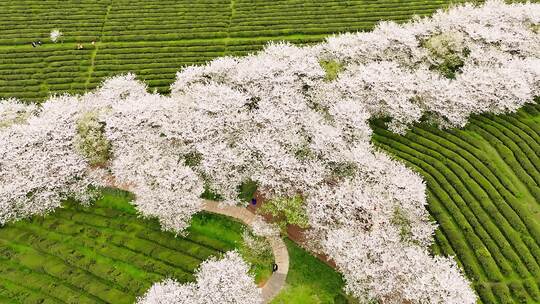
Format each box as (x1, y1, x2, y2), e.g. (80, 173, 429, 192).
(386, 124, 540, 266)
(405, 134, 534, 278)
(478, 117, 540, 177)
(102, 32, 228, 42)
(381, 134, 513, 280)
(504, 115, 540, 147)
(415, 127, 521, 197)
(52, 210, 201, 264)
(471, 120, 540, 189)
(488, 115, 540, 156)
(380, 126, 536, 245)
(5, 224, 154, 295)
(0, 0, 461, 98)
(468, 123, 540, 247)
(523, 278, 540, 302)
(98, 51, 224, 60)
(0, 256, 102, 303)
(476, 283, 498, 304)
(233, 3, 449, 16)
(0, 92, 45, 99)
(433, 228, 459, 261)
(74, 204, 238, 253)
(95, 57, 213, 65)
(481, 116, 540, 184)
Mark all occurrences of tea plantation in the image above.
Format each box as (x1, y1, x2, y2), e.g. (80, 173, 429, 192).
(0, 0, 466, 102)
(1, 1, 540, 304)
(0, 189, 256, 303)
(373, 101, 540, 304)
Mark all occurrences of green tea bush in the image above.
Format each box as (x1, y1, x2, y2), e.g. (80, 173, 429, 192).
(259, 195, 309, 231)
(0, 189, 261, 302)
(319, 59, 344, 81)
(492, 283, 514, 304)
(75, 111, 111, 167)
(523, 278, 540, 301)
(406, 130, 538, 276)
(476, 282, 498, 304)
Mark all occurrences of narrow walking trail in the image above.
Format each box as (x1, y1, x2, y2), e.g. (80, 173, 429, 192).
(202, 200, 289, 303)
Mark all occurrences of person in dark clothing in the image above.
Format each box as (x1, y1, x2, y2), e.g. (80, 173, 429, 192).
(272, 263, 278, 272)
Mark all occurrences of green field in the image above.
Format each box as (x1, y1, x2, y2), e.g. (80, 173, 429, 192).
(372, 102, 540, 304)
(0, 188, 346, 304)
(272, 239, 349, 304)
(0, 189, 271, 304)
(0, 0, 466, 102)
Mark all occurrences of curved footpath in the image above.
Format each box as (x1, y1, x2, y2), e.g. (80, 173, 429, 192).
(202, 200, 289, 303)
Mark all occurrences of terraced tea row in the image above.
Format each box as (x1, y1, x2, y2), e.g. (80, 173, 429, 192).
(372, 103, 540, 304)
(0, 0, 465, 45)
(0, 0, 109, 45)
(0, 189, 247, 304)
(0, 0, 464, 101)
(0, 45, 93, 101)
(229, 0, 462, 38)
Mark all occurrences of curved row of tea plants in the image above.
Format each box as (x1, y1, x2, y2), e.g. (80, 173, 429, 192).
(0, 189, 270, 304)
(372, 102, 540, 304)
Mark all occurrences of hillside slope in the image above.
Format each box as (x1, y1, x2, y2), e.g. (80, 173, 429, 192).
(0, 0, 465, 101)
(373, 102, 540, 304)
(0, 189, 250, 303)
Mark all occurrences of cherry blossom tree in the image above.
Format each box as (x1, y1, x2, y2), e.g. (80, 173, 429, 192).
(96, 75, 205, 232)
(0, 95, 105, 225)
(324, 228, 476, 304)
(50, 29, 62, 43)
(251, 215, 280, 238)
(137, 251, 262, 304)
(0, 99, 38, 129)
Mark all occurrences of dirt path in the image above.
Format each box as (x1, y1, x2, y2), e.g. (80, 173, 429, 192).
(201, 200, 289, 303)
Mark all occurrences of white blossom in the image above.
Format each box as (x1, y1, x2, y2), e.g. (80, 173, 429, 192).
(251, 215, 280, 238)
(50, 29, 62, 43)
(325, 229, 476, 304)
(0, 96, 105, 224)
(0, 98, 39, 129)
(137, 251, 262, 304)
